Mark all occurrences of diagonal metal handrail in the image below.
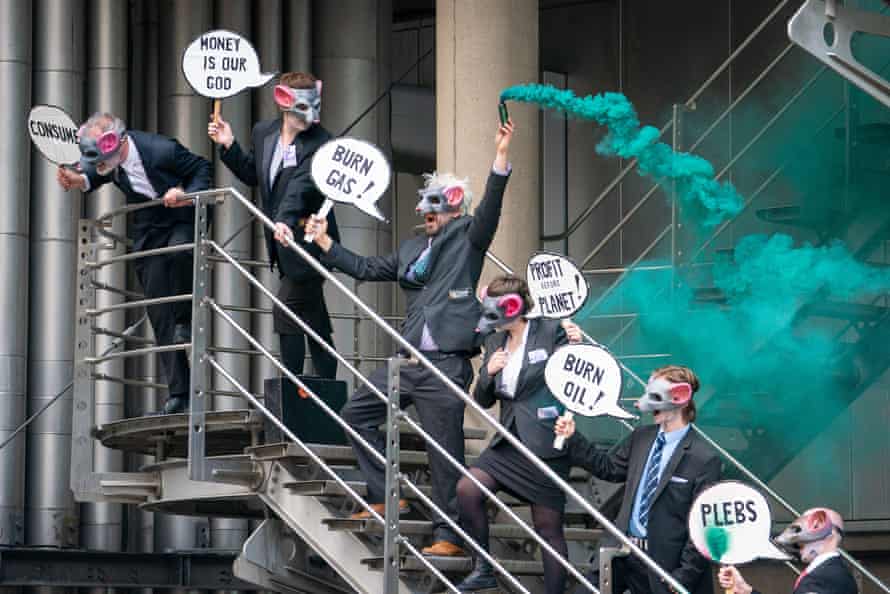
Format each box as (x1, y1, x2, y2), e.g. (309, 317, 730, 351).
(208, 242, 600, 592)
(217, 188, 689, 593)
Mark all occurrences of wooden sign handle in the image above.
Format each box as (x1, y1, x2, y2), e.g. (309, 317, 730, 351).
(213, 99, 221, 123)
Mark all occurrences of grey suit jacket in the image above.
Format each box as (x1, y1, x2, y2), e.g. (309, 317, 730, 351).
(474, 318, 569, 459)
(568, 424, 722, 594)
(321, 170, 510, 353)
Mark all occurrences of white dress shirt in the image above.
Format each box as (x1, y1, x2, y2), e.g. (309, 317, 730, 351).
(81, 139, 158, 199)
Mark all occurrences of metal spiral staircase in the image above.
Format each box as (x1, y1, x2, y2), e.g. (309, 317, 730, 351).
(56, 2, 890, 593)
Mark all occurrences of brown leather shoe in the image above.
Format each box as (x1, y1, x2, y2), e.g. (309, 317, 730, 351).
(421, 540, 466, 557)
(350, 500, 409, 520)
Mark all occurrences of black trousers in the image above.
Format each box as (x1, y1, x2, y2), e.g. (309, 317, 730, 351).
(340, 354, 473, 545)
(133, 223, 193, 398)
(274, 278, 337, 379)
(574, 550, 666, 594)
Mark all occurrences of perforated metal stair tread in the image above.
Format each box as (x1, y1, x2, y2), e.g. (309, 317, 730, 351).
(323, 518, 603, 541)
(93, 409, 263, 456)
(283, 479, 523, 506)
(379, 420, 487, 440)
(360, 555, 593, 575)
(248, 442, 481, 468)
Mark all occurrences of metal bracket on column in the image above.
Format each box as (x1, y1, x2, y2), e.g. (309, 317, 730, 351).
(383, 355, 410, 593)
(788, 0, 890, 108)
(598, 544, 631, 594)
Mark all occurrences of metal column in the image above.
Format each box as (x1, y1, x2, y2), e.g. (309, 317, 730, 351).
(210, 0, 252, 563)
(28, 0, 85, 552)
(81, 0, 129, 557)
(155, 0, 212, 556)
(0, 0, 32, 550)
(314, 0, 393, 384)
(250, 0, 283, 395)
(284, 1, 312, 73)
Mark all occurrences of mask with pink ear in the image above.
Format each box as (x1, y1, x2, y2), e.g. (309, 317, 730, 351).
(636, 376, 693, 412)
(476, 287, 526, 334)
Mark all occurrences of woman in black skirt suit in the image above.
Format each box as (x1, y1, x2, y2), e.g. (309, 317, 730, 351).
(455, 275, 581, 593)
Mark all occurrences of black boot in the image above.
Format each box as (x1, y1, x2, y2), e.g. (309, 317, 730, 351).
(455, 557, 497, 592)
(163, 394, 190, 414)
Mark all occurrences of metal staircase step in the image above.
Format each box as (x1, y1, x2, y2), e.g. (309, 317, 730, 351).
(360, 555, 593, 575)
(800, 300, 890, 321)
(323, 518, 604, 542)
(380, 420, 488, 441)
(754, 205, 845, 231)
(247, 441, 480, 469)
(283, 479, 524, 506)
(693, 287, 727, 304)
(834, 122, 890, 145)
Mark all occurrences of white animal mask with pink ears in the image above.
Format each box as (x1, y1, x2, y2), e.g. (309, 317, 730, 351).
(475, 287, 525, 334)
(637, 376, 693, 412)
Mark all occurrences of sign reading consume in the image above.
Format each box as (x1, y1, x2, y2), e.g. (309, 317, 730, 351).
(310, 137, 391, 222)
(545, 343, 632, 420)
(526, 252, 589, 319)
(28, 105, 81, 165)
(181, 30, 274, 98)
(688, 481, 789, 565)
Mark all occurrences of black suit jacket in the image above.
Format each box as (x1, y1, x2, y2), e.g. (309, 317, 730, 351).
(321, 170, 510, 353)
(219, 119, 340, 281)
(753, 555, 858, 594)
(568, 424, 722, 594)
(475, 318, 569, 459)
(83, 130, 212, 251)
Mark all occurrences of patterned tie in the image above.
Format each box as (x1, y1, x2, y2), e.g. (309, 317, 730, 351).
(793, 570, 808, 591)
(638, 433, 667, 529)
(408, 239, 433, 283)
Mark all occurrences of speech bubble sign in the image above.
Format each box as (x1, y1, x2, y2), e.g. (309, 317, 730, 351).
(310, 137, 391, 222)
(181, 29, 275, 99)
(545, 343, 634, 420)
(28, 104, 81, 165)
(688, 480, 790, 565)
(526, 251, 589, 319)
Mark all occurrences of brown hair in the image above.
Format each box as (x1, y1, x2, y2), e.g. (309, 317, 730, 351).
(279, 71, 317, 89)
(486, 275, 534, 314)
(652, 365, 699, 423)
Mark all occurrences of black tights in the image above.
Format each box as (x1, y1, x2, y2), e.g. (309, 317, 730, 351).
(456, 467, 568, 594)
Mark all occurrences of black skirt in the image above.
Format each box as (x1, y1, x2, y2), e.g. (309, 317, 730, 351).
(474, 437, 571, 511)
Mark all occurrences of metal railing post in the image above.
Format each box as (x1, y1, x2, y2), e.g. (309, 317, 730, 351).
(188, 193, 213, 481)
(598, 545, 630, 594)
(384, 356, 408, 592)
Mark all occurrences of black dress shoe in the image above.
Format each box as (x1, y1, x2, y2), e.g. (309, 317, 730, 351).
(163, 395, 190, 414)
(173, 323, 191, 345)
(455, 558, 497, 592)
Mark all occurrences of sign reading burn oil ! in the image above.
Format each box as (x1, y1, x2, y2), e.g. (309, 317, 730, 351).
(545, 343, 633, 420)
(526, 252, 589, 319)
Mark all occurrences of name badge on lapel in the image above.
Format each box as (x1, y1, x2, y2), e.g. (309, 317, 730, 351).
(283, 145, 298, 168)
(449, 288, 471, 300)
(537, 406, 560, 419)
(527, 348, 548, 364)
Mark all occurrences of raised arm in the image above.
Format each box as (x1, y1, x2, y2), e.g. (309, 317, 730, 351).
(304, 213, 399, 281)
(467, 120, 513, 251)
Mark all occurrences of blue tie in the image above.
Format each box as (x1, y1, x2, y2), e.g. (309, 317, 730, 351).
(408, 240, 432, 282)
(638, 433, 666, 529)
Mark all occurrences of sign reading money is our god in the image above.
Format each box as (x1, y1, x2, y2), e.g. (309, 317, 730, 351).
(181, 30, 275, 99)
(526, 252, 589, 319)
(306, 137, 392, 240)
(28, 105, 82, 166)
(688, 481, 789, 566)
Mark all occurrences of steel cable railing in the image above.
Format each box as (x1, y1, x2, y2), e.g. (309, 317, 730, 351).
(207, 241, 600, 593)
(208, 188, 689, 594)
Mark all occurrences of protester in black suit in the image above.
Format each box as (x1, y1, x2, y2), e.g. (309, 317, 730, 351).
(556, 365, 722, 594)
(57, 112, 211, 414)
(719, 507, 857, 594)
(303, 119, 515, 557)
(455, 275, 582, 593)
(209, 71, 339, 379)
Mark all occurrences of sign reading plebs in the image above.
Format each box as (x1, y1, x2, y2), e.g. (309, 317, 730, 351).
(311, 137, 391, 222)
(181, 30, 275, 98)
(526, 252, 589, 319)
(28, 105, 82, 165)
(545, 344, 633, 420)
(688, 481, 789, 565)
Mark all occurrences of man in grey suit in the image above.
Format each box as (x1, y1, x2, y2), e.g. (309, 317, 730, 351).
(304, 119, 515, 557)
(556, 365, 722, 594)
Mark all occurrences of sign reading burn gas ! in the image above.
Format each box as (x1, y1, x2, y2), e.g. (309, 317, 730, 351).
(181, 29, 275, 98)
(544, 344, 633, 420)
(310, 137, 391, 222)
(28, 105, 82, 166)
(526, 252, 589, 319)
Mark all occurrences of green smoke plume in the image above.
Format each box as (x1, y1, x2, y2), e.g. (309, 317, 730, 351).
(500, 84, 744, 227)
